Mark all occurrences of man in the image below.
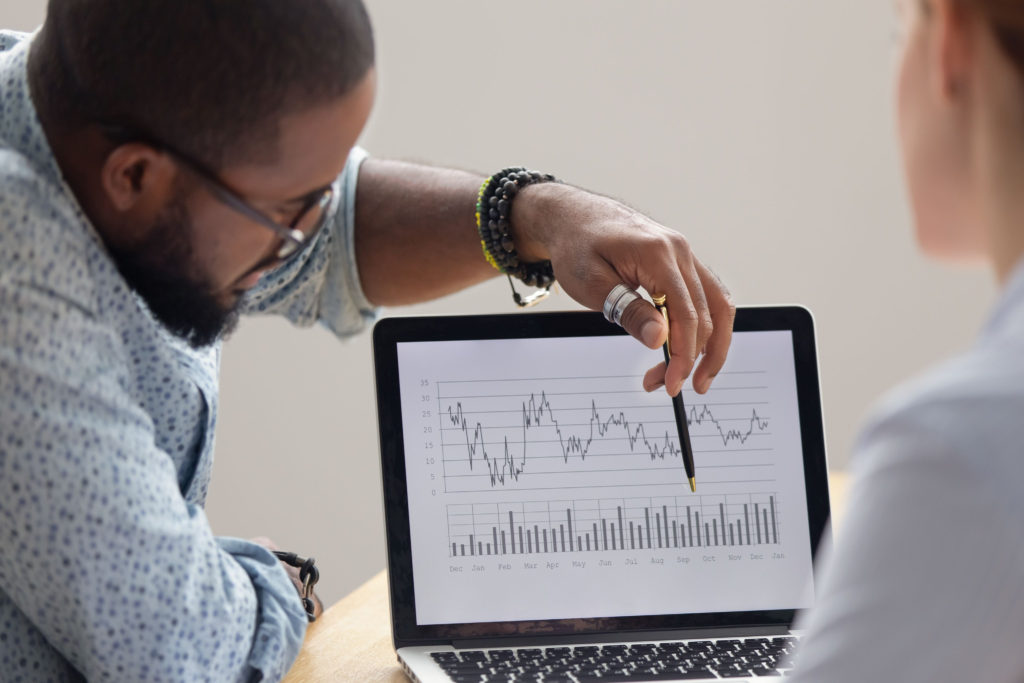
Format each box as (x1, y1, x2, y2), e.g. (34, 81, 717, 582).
(0, 0, 734, 680)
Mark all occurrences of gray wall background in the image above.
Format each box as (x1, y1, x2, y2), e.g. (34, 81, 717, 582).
(0, 1, 994, 606)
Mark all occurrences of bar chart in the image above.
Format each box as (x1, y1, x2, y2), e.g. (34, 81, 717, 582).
(446, 493, 781, 558)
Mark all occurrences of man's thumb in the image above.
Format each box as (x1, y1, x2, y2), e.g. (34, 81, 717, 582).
(618, 296, 665, 349)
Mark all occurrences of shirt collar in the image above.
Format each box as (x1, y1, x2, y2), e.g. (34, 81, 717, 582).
(2, 32, 66, 189)
(982, 257, 1024, 341)
(1, 31, 109, 249)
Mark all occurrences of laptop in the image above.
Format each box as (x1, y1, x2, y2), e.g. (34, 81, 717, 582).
(372, 306, 830, 682)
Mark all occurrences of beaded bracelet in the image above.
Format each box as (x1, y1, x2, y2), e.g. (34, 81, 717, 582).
(475, 167, 559, 307)
(272, 550, 319, 622)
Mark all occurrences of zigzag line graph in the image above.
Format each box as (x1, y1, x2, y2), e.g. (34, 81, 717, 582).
(687, 403, 770, 448)
(443, 391, 769, 489)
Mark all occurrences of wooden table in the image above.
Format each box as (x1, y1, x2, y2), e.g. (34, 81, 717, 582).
(283, 473, 851, 682)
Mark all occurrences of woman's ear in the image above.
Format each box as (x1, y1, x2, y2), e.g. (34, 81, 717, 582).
(931, 0, 975, 101)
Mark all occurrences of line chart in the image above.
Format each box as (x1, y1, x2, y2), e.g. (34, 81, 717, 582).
(438, 372, 774, 494)
(445, 392, 683, 486)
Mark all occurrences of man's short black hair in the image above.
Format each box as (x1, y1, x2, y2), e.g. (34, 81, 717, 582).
(33, 0, 374, 168)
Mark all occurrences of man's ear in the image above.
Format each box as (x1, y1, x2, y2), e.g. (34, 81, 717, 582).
(100, 143, 177, 212)
(932, 0, 975, 101)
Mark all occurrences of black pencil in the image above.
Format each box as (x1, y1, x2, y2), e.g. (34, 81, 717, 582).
(653, 296, 697, 492)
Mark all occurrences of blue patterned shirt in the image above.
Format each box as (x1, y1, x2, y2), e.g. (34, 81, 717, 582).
(0, 31, 376, 682)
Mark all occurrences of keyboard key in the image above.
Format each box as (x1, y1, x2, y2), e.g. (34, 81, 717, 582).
(432, 652, 460, 663)
(752, 666, 782, 676)
(577, 670, 716, 681)
(442, 662, 484, 670)
(576, 667, 608, 677)
(487, 650, 517, 661)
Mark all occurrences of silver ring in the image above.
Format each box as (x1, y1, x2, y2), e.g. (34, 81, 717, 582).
(602, 284, 631, 321)
(603, 284, 640, 326)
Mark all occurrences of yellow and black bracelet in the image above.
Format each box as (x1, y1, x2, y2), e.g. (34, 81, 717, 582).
(475, 167, 559, 307)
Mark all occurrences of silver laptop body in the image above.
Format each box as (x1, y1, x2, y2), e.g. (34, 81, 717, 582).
(372, 307, 830, 683)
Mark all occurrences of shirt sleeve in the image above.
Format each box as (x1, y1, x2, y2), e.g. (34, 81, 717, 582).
(789, 408, 1024, 683)
(241, 146, 379, 338)
(0, 281, 308, 682)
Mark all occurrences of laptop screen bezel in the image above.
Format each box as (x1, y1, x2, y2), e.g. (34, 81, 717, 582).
(372, 306, 831, 649)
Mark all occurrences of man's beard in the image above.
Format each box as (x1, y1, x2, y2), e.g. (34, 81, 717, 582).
(107, 195, 242, 349)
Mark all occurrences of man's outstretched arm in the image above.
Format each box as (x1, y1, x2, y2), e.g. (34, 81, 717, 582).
(352, 158, 736, 395)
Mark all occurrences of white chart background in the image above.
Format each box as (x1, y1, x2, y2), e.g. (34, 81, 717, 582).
(398, 331, 814, 625)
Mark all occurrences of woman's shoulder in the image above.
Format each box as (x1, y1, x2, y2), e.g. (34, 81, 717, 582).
(856, 339, 1024, 475)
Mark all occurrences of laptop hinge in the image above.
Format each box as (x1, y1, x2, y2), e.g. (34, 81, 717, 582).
(452, 625, 789, 650)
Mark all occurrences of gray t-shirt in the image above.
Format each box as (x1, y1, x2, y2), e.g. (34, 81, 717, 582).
(790, 263, 1024, 682)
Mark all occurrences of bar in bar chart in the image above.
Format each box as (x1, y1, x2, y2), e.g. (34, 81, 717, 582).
(445, 494, 781, 557)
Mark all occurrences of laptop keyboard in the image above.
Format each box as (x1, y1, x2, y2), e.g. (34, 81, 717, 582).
(429, 636, 797, 681)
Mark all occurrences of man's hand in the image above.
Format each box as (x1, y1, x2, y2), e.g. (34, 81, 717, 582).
(352, 159, 735, 394)
(510, 182, 736, 397)
(249, 536, 324, 621)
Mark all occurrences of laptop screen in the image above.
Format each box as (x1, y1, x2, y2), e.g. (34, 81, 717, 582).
(374, 308, 830, 644)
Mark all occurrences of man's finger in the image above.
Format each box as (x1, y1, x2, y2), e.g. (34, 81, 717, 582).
(249, 536, 279, 552)
(617, 294, 666, 350)
(652, 260, 707, 396)
(607, 270, 697, 395)
(640, 262, 699, 396)
(585, 264, 666, 349)
(676, 253, 713, 366)
(584, 260, 702, 397)
(643, 362, 667, 392)
(691, 261, 736, 393)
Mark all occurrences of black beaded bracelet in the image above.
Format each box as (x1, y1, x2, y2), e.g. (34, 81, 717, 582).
(272, 550, 319, 622)
(475, 167, 559, 307)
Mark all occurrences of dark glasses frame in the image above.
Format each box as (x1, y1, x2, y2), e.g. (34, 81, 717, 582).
(98, 123, 334, 262)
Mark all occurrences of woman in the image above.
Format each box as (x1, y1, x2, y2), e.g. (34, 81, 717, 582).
(791, 1, 1024, 680)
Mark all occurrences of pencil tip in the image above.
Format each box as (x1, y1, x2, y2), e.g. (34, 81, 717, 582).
(689, 477, 696, 493)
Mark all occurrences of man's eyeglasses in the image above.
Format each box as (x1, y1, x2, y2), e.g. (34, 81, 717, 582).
(99, 124, 334, 263)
